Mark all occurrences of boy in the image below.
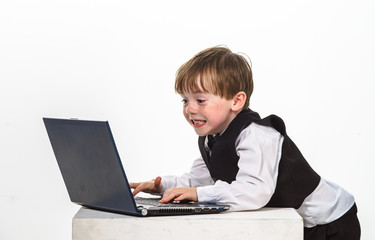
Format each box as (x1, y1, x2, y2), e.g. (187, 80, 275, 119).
(130, 46, 360, 240)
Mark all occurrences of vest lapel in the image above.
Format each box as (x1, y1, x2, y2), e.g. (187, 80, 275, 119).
(198, 136, 210, 165)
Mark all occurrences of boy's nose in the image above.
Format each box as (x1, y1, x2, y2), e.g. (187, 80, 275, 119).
(185, 102, 198, 115)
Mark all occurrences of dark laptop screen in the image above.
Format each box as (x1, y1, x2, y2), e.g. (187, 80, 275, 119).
(43, 118, 139, 215)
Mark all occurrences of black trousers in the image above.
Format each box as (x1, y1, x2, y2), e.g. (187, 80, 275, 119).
(304, 203, 361, 240)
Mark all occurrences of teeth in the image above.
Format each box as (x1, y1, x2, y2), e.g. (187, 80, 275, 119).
(192, 120, 205, 125)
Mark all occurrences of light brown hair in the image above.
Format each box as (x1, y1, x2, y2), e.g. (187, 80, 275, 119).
(175, 46, 254, 109)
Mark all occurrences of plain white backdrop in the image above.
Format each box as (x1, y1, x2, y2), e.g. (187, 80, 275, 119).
(1, 0, 374, 239)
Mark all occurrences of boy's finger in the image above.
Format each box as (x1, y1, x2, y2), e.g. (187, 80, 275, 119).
(154, 176, 162, 187)
(172, 195, 184, 202)
(160, 189, 180, 203)
(129, 182, 140, 189)
(132, 187, 142, 196)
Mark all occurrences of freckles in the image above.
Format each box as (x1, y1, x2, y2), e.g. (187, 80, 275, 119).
(209, 101, 224, 112)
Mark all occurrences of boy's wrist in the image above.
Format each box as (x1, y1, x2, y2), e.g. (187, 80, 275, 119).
(196, 185, 216, 203)
(159, 177, 174, 194)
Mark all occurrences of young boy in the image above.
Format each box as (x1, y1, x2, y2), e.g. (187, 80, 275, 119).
(130, 46, 360, 240)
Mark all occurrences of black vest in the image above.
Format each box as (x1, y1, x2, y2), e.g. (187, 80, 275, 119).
(198, 109, 321, 209)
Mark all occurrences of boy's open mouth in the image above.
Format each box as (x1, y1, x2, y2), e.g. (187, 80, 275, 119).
(191, 119, 206, 127)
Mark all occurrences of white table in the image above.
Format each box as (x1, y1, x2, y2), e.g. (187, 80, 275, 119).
(73, 207, 303, 240)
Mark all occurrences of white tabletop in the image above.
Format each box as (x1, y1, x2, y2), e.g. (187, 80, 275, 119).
(73, 207, 303, 240)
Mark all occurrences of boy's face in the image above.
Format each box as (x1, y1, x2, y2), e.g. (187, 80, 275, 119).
(180, 92, 237, 136)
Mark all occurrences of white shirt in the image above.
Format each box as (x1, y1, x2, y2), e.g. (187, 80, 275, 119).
(161, 123, 355, 227)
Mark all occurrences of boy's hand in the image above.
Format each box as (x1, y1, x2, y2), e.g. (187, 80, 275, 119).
(130, 176, 163, 196)
(160, 187, 198, 203)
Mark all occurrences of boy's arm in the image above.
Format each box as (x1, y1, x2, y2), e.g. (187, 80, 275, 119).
(161, 156, 214, 191)
(130, 157, 213, 199)
(155, 157, 213, 202)
(196, 123, 283, 210)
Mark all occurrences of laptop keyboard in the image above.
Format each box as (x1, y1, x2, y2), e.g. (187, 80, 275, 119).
(135, 197, 194, 207)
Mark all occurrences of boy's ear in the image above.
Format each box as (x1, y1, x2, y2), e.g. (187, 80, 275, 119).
(231, 91, 246, 112)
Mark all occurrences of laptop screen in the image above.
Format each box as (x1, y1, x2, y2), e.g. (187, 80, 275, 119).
(43, 118, 139, 215)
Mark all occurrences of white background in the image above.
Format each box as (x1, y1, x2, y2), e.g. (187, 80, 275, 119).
(1, 0, 374, 239)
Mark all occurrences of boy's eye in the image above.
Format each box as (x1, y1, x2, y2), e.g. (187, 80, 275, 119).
(181, 99, 188, 104)
(197, 99, 205, 104)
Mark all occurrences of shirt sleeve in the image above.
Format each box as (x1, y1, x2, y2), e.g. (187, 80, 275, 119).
(161, 156, 215, 193)
(197, 123, 284, 211)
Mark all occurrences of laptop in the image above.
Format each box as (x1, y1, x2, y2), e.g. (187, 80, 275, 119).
(43, 118, 230, 216)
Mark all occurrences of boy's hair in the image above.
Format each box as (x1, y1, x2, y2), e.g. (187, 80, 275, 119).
(175, 46, 254, 109)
